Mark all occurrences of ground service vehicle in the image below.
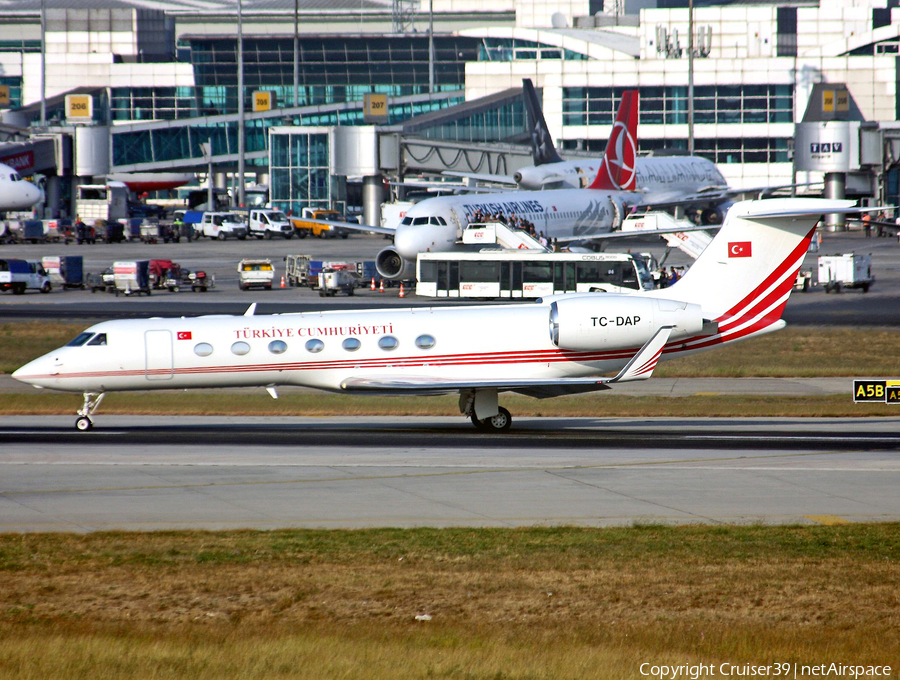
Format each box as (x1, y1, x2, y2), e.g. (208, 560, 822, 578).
(284, 254, 312, 287)
(416, 251, 654, 299)
(42, 256, 84, 289)
(318, 266, 358, 296)
(292, 208, 350, 239)
(238, 259, 275, 290)
(818, 253, 874, 293)
(199, 212, 249, 240)
(112, 261, 152, 296)
(249, 209, 293, 239)
(0, 258, 51, 294)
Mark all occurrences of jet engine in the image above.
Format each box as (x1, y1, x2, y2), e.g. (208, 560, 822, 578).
(548, 296, 706, 351)
(376, 246, 417, 281)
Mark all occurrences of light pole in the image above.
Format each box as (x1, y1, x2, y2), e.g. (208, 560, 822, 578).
(237, 0, 245, 207)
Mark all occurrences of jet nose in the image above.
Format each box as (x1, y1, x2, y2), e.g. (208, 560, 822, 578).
(11, 354, 56, 387)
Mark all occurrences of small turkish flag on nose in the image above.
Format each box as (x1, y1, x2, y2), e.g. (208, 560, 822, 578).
(177, 331, 192, 340)
(728, 242, 752, 258)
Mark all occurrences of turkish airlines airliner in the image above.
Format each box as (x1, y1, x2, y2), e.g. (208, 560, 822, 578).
(13, 197, 856, 432)
(0, 162, 41, 212)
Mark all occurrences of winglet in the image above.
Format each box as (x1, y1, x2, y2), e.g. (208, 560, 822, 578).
(244, 303, 257, 317)
(606, 326, 673, 383)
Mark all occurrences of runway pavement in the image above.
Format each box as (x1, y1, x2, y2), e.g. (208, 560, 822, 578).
(1, 415, 898, 532)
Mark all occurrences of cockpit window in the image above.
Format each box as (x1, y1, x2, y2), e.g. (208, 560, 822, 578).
(67, 332, 94, 347)
(401, 217, 413, 225)
(87, 333, 107, 346)
(437, 216, 447, 225)
(413, 217, 428, 226)
(429, 217, 441, 225)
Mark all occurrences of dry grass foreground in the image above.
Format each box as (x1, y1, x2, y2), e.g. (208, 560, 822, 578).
(0, 525, 898, 679)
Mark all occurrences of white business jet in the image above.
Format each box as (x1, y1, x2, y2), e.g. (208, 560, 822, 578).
(0, 162, 41, 212)
(14, 197, 854, 432)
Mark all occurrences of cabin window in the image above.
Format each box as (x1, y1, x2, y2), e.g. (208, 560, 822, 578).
(268, 340, 288, 354)
(231, 341, 251, 356)
(194, 343, 213, 357)
(305, 339, 324, 353)
(378, 336, 399, 351)
(342, 338, 361, 352)
(87, 333, 107, 346)
(415, 334, 436, 350)
(67, 332, 94, 347)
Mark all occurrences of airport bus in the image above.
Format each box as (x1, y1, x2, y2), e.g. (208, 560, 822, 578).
(416, 250, 655, 299)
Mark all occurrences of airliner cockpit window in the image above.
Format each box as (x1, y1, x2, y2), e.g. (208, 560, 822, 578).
(87, 333, 107, 346)
(413, 217, 428, 226)
(67, 332, 94, 347)
(401, 217, 413, 225)
(429, 217, 441, 225)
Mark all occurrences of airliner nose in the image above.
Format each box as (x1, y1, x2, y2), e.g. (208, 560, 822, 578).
(393, 226, 430, 260)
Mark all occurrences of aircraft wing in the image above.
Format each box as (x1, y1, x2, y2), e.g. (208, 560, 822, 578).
(290, 216, 395, 236)
(340, 326, 672, 393)
(442, 170, 517, 186)
(637, 182, 819, 210)
(554, 223, 720, 244)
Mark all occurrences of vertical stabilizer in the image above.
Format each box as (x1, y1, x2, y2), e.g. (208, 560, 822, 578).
(651, 198, 856, 347)
(522, 79, 564, 166)
(588, 90, 639, 192)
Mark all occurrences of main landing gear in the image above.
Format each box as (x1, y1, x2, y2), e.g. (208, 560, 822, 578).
(461, 389, 513, 432)
(471, 407, 512, 432)
(75, 392, 105, 431)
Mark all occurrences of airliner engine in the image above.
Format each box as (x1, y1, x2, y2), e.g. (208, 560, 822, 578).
(376, 246, 417, 280)
(548, 296, 706, 351)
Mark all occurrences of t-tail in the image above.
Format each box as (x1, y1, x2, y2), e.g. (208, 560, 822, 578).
(588, 90, 639, 192)
(522, 79, 564, 166)
(649, 198, 857, 351)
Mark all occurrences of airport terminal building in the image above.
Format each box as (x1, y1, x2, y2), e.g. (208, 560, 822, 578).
(1, 0, 899, 217)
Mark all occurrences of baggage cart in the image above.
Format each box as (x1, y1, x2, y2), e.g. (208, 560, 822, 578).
(113, 260, 152, 296)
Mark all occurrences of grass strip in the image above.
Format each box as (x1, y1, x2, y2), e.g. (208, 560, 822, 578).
(0, 391, 892, 417)
(0, 525, 897, 679)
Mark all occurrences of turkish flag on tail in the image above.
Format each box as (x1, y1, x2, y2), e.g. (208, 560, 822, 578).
(728, 242, 752, 258)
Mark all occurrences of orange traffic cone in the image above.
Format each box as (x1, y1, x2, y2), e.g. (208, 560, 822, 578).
(280, 275, 286, 288)
(370, 277, 376, 291)
(398, 283, 405, 298)
(379, 279, 385, 293)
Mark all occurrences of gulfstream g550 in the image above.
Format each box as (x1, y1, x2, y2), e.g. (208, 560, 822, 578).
(13, 198, 853, 432)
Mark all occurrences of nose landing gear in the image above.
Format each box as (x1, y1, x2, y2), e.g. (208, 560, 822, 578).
(75, 392, 105, 431)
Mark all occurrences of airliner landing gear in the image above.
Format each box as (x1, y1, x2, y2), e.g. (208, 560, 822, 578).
(470, 407, 512, 432)
(75, 392, 105, 431)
